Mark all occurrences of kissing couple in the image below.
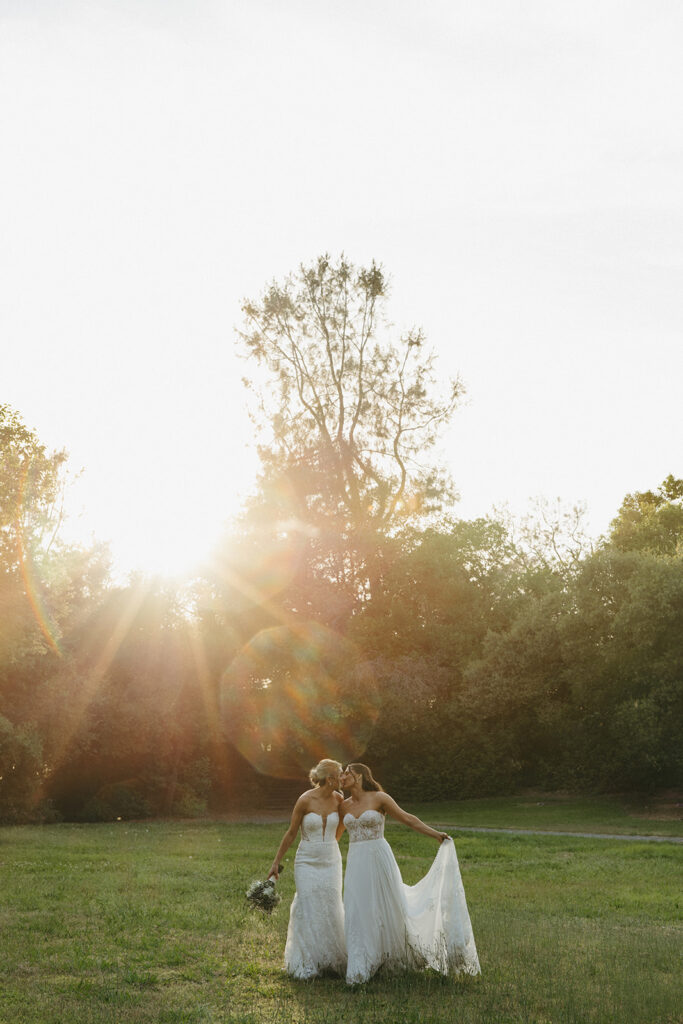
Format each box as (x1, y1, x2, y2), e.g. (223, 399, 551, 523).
(267, 759, 480, 985)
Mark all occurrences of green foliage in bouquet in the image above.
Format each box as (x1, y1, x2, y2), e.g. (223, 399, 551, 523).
(245, 876, 282, 914)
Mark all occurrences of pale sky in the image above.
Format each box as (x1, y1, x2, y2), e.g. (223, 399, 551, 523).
(2, 0, 682, 576)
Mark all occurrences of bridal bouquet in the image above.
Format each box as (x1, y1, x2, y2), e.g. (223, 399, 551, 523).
(245, 872, 282, 914)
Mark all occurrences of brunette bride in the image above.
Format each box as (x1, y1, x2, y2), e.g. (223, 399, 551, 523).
(267, 759, 346, 979)
(337, 763, 480, 985)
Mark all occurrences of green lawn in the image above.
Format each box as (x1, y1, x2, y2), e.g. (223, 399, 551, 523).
(402, 793, 683, 837)
(0, 812, 680, 1024)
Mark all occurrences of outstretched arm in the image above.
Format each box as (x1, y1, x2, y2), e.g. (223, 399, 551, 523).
(379, 793, 450, 842)
(268, 798, 306, 879)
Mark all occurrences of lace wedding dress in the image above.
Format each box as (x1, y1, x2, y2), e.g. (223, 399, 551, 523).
(343, 810, 480, 985)
(284, 811, 347, 979)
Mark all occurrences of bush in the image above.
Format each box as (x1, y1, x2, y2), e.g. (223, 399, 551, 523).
(0, 715, 44, 823)
(79, 778, 152, 822)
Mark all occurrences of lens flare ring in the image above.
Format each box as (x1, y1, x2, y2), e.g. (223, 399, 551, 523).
(220, 622, 380, 779)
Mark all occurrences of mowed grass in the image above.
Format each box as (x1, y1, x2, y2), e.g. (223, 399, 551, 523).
(0, 810, 680, 1024)
(402, 793, 683, 838)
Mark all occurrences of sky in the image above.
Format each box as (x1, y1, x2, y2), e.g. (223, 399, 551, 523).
(2, 0, 682, 577)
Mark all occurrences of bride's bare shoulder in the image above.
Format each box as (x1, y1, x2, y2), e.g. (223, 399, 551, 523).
(294, 789, 316, 809)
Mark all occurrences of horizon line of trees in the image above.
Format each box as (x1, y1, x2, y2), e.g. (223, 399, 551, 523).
(2, 256, 682, 823)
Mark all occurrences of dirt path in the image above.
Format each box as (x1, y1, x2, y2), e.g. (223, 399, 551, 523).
(213, 811, 682, 843)
(433, 824, 683, 844)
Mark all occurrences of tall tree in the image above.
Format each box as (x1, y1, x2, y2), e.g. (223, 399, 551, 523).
(238, 255, 463, 607)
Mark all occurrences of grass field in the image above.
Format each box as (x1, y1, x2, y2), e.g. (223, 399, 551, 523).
(1, 800, 681, 1024)
(402, 793, 683, 837)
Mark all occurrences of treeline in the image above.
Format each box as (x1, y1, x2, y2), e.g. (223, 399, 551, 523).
(2, 257, 682, 821)
(358, 498, 683, 798)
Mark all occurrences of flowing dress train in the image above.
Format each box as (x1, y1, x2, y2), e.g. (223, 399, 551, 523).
(284, 811, 346, 979)
(343, 810, 480, 985)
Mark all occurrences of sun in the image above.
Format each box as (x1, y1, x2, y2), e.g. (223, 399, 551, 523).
(114, 518, 218, 580)
(62, 459, 257, 581)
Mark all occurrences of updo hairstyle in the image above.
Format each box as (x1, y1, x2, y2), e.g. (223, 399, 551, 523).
(308, 759, 342, 787)
(346, 763, 383, 792)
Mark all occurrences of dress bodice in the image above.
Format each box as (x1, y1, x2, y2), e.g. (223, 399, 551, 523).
(300, 810, 339, 843)
(344, 809, 385, 843)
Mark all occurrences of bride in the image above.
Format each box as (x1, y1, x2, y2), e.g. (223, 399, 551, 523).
(338, 763, 480, 985)
(267, 759, 346, 979)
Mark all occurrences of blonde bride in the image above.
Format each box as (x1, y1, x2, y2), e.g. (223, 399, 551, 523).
(268, 759, 346, 979)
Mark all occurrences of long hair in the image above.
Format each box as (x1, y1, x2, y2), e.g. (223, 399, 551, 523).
(346, 763, 383, 792)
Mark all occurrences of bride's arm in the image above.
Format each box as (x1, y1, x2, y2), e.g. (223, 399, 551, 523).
(379, 793, 449, 842)
(268, 797, 307, 879)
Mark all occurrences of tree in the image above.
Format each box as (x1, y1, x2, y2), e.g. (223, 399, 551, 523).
(609, 475, 683, 556)
(0, 407, 115, 821)
(501, 498, 595, 579)
(44, 582, 213, 821)
(0, 404, 68, 658)
(0, 715, 44, 823)
(238, 255, 463, 605)
(462, 544, 683, 792)
(0, 404, 67, 571)
(352, 518, 520, 661)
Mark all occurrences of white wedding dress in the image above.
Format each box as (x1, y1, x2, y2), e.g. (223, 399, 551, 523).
(343, 810, 480, 985)
(284, 811, 347, 979)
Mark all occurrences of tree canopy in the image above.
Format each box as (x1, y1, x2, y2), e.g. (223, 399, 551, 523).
(239, 255, 463, 536)
(609, 474, 683, 555)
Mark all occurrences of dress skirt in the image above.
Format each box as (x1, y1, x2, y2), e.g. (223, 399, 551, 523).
(344, 836, 480, 985)
(284, 839, 346, 979)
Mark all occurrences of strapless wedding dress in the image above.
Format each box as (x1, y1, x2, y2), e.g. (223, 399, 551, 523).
(343, 810, 480, 985)
(284, 810, 346, 979)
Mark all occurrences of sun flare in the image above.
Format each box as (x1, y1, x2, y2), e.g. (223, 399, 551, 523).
(115, 521, 216, 580)
(62, 466, 256, 580)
